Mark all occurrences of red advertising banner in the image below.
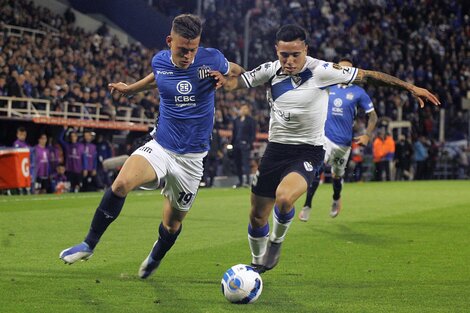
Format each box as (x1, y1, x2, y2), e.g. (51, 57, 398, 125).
(32, 117, 150, 131)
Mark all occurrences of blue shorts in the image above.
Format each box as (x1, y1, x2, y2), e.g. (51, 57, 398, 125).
(251, 142, 325, 198)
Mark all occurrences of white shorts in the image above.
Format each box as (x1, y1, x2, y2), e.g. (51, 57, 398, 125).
(324, 137, 351, 177)
(132, 140, 206, 211)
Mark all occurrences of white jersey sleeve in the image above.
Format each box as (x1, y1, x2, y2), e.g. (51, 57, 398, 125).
(241, 62, 277, 88)
(314, 61, 358, 88)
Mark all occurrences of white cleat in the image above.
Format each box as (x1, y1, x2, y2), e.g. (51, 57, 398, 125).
(330, 199, 342, 218)
(298, 206, 312, 222)
(59, 242, 94, 264)
(138, 255, 161, 279)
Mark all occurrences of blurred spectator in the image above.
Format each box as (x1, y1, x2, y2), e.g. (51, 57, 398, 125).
(394, 134, 413, 180)
(13, 126, 29, 148)
(231, 104, 256, 187)
(33, 133, 51, 194)
(12, 126, 32, 194)
(414, 136, 429, 180)
(426, 139, 440, 179)
(96, 134, 113, 188)
(0, 74, 8, 96)
(456, 147, 469, 179)
(384, 132, 396, 180)
(201, 127, 224, 188)
(82, 130, 102, 191)
(373, 129, 390, 181)
(51, 163, 70, 194)
(59, 127, 84, 192)
(47, 136, 63, 175)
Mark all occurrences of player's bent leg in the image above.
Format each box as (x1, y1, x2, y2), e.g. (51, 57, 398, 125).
(330, 173, 344, 218)
(60, 155, 157, 265)
(139, 197, 187, 279)
(248, 193, 274, 272)
(264, 173, 307, 270)
(299, 175, 321, 222)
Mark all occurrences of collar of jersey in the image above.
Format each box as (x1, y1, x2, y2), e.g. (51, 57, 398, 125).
(170, 54, 196, 68)
(337, 83, 353, 89)
(276, 59, 308, 77)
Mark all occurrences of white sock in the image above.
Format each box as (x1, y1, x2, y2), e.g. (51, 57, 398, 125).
(248, 234, 268, 265)
(270, 206, 295, 243)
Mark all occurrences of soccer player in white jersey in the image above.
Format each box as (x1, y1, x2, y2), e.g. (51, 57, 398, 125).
(299, 57, 378, 221)
(225, 24, 439, 272)
(59, 14, 245, 279)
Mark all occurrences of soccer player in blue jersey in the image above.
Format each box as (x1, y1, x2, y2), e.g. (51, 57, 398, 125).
(299, 58, 378, 221)
(225, 25, 439, 273)
(59, 14, 244, 279)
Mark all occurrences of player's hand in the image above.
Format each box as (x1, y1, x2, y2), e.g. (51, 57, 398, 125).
(108, 82, 132, 96)
(410, 86, 440, 108)
(209, 71, 226, 90)
(354, 134, 370, 146)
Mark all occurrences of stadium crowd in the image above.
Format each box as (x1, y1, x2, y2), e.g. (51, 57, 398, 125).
(0, 0, 469, 194)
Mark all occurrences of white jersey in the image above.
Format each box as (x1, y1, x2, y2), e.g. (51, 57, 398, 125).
(241, 57, 358, 145)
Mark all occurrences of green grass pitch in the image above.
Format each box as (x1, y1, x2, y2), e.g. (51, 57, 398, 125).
(1, 181, 469, 312)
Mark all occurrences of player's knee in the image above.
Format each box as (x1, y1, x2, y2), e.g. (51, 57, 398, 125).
(249, 210, 268, 228)
(111, 178, 133, 197)
(274, 192, 294, 211)
(161, 222, 181, 235)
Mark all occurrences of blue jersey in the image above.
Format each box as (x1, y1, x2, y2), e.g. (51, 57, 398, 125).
(324, 84, 374, 146)
(151, 48, 229, 154)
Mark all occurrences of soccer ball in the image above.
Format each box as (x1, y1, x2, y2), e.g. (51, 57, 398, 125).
(221, 264, 263, 304)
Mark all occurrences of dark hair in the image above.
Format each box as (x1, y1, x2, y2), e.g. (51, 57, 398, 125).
(339, 56, 354, 66)
(276, 24, 307, 43)
(17, 126, 26, 132)
(172, 14, 202, 39)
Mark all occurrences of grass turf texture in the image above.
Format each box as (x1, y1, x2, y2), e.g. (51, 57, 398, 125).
(0, 181, 469, 313)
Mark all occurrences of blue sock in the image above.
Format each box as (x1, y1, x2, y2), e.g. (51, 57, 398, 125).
(274, 205, 295, 224)
(304, 180, 320, 207)
(248, 223, 269, 238)
(84, 189, 126, 249)
(333, 177, 342, 201)
(271, 205, 295, 243)
(150, 222, 182, 261)
(248, 223, 269, 265)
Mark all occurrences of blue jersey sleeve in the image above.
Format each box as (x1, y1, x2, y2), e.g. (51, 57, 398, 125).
(358, 88, 374, 113)
(206, 48, 229, 75)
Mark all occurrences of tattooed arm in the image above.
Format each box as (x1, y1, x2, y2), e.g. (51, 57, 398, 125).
(354, 110, 378, 146)
(224, 76, 249, 91)
(354, 69, 440, 108)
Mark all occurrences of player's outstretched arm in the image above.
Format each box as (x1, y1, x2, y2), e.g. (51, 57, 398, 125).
(108, 72, 157, 97)
(223, 76, 249, 91)
(354, 110, 378, 146)
(228, 62, 246, 77)
(354, 69, 440, 108)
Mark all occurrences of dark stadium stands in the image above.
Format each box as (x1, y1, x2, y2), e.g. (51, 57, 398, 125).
(0, 0, 468, 192)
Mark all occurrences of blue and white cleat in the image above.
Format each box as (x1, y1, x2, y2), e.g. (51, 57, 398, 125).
(59, 242, 94, 264)
(138, 255, 161, 279)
